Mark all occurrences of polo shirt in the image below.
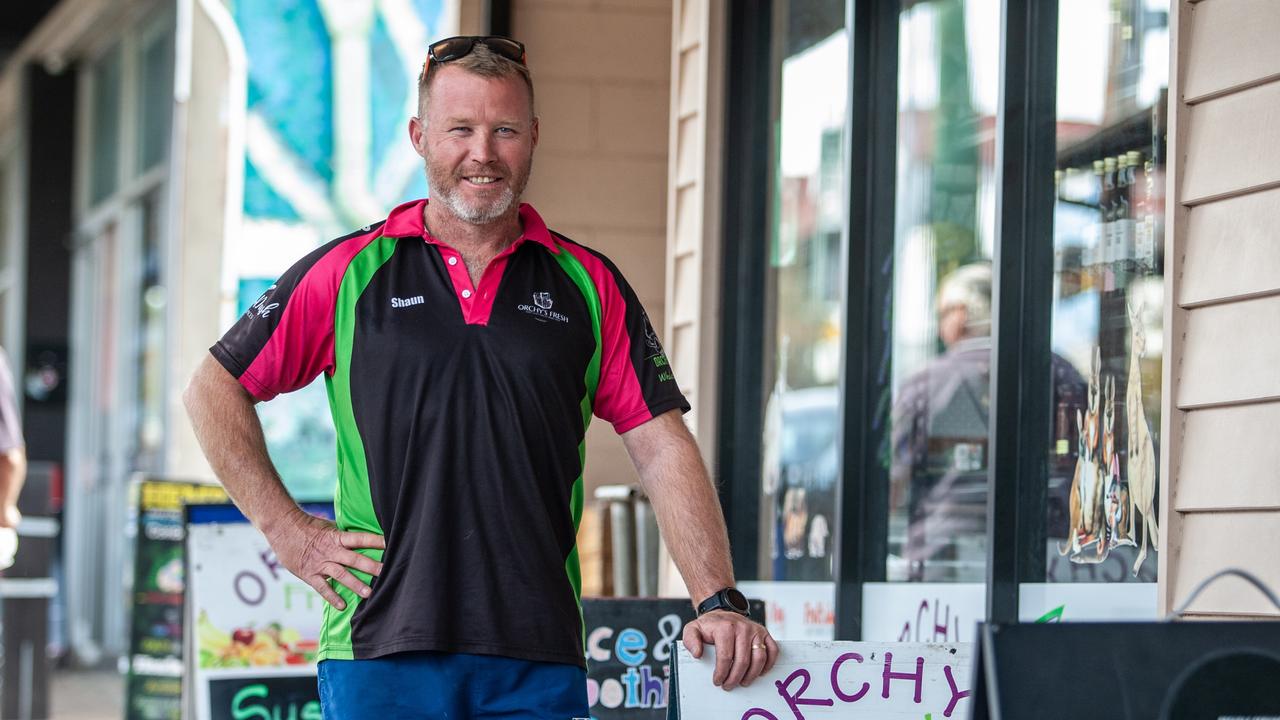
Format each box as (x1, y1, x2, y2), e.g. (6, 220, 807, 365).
(211, 199, 689, 668)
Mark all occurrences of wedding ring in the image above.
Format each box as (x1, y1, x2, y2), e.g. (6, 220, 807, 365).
(751, 638, 764, 650)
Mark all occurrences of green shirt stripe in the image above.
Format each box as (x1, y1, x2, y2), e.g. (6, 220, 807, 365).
(553, 248, 603, 647)
(319, 235, 399, 660)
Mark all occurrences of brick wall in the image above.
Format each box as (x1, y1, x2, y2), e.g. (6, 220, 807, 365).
(515, 0, 673, 498)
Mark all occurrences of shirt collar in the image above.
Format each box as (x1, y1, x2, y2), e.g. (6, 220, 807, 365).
(381, 199, 560, 254)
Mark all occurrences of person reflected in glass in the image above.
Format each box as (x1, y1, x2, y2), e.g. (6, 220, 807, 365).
(890, 263, 1084, 581)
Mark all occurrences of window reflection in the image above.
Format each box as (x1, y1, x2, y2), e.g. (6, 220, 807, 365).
(759, 0, 847, 582)
(887, 0, 999, 583)
(1047, 0, 1167, 583)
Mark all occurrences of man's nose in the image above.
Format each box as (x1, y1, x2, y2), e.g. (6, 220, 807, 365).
(467, 132, 498, 165)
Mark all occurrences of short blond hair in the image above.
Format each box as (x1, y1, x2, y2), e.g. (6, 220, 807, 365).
(417, 42, 535, 119)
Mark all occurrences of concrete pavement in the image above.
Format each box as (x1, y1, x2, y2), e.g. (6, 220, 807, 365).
(49, 668, 122, 720)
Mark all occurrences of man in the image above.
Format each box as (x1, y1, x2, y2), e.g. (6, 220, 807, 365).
(184, 36, 776, 718)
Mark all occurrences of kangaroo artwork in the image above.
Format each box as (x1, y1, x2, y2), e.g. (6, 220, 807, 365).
(1058, 303, 1158, 574)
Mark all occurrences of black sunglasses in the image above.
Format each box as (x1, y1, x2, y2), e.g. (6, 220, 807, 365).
(425, 36, 527, 73)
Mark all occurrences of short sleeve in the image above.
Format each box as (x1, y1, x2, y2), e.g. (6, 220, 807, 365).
(211, 238, 354, 401)
(589, 255, 691, 434)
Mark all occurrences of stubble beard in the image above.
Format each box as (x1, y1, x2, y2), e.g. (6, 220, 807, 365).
(425, 155, 533, 225)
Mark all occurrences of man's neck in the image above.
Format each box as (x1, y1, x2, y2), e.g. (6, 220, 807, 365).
(423, 202, 523, 255)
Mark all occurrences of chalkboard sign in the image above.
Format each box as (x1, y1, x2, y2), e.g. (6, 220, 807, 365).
(969, 621, 1280, 719)
(582, 597, 766, 718)
(207, 675, 322, 720)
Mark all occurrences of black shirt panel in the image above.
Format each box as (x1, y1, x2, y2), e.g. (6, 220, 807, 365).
(347, 240, 595, 665)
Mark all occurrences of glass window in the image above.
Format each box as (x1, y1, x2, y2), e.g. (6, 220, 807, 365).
(138, 22, 174, 173)
(757, 0, 848, 584)
(1044, 0, 1168, 589)
(90, 44, 124, 205)
(886, 0, 999, 584)
(134, 189, 166, 473)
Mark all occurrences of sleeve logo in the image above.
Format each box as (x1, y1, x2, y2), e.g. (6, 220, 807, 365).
(248, 286, 280, 319)
(641, 310, 664, 354)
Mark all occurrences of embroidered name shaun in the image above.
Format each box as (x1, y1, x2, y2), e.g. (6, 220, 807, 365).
(391, 295, 425, 308)
(518, 292, 569, 323)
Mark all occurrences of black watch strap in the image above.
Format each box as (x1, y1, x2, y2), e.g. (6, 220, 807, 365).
(696, 587, 750, 617)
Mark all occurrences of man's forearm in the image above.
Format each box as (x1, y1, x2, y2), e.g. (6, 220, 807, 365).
(0, 448, 26, 510)
(183, 355, 301, 536)
(624, 411, 734, 607)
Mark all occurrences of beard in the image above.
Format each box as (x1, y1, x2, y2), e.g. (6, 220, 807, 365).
(425, 154, 533, 224)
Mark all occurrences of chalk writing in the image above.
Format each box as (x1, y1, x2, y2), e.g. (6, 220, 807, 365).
(673, 642, 971, 719)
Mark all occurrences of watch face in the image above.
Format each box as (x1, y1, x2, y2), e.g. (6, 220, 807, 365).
(726, 588, 749, 613)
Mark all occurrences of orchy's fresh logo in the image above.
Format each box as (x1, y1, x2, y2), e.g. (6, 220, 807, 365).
(518, 291, 569, 323)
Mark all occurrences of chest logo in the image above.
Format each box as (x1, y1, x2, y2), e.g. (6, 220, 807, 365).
(391, 295, 425, 308)
(518, 291, 569, 323)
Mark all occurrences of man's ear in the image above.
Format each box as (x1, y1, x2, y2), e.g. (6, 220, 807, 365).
(408, 116, 427, 157)
(530, 116, 539, 150)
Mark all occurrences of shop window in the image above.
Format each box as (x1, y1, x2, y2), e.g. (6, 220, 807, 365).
(138, 20, 174, 173)
(757, 0, 848, 587)
(885, 0, 999, 583)
(1035, 0, 1168, 608)
(89, 44, 123, 205)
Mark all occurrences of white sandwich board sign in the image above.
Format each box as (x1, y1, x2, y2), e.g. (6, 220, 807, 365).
(671, 641, 972, 719)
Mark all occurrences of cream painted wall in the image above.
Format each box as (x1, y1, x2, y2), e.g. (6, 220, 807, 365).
(514, 0, 675, 499)
(1161, 0, 1280, 618)
(165, 0, 240, 480)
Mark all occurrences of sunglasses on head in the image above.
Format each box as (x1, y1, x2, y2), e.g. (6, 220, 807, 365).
(425, 36, 527, 73)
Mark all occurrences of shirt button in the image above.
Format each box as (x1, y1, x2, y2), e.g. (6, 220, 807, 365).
(461, 289, 472, 299)
(448, 257, 458, 266)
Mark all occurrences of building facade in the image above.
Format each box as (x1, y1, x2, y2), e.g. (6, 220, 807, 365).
(0, 0, 1275, 670)
(664, 0, 1280, 638)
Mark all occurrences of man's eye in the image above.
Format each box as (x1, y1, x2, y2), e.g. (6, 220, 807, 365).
(497, 127, 516, 135)
(451, 127, 471, 134)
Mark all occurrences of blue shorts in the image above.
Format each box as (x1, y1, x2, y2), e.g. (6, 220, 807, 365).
(317, 651, 589, 719)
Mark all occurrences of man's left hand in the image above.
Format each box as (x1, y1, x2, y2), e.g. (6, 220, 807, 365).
(682, 611, 779, 690)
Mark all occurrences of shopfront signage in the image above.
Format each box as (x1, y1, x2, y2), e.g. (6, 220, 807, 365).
(861, 583, 985, 644)
(672, 641, 972, 719)
(738, 581, 835, 641)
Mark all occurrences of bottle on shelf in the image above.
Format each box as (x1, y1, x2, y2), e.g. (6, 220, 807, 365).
(1102, 156, 1118, 291)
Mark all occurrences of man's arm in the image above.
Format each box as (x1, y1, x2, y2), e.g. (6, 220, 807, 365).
(183, 354, 383, 609)
(621, 410, 779, 690)
(0, 447, 25, 528)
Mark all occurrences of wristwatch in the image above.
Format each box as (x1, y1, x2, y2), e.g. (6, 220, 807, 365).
(696, 587, 750, 617)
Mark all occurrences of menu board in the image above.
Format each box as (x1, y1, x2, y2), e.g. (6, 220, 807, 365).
(125, 479, 228, 720)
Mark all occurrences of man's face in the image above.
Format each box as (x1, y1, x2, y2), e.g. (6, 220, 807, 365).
(409, 66, 538, 224)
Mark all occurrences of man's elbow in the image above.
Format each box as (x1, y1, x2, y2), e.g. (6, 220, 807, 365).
(0, 448, 26, 475)
(184, 357, 229, 419)
(182, 369, 206, 420)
